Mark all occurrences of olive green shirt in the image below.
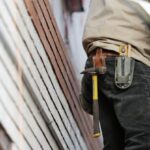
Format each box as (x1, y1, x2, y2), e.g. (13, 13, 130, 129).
(83, 0, 150, 66)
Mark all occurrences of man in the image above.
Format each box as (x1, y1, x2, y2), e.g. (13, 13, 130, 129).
(81, 0, 150, 149)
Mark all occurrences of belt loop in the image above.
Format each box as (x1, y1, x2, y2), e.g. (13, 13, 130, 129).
(127, 44, 131, 57)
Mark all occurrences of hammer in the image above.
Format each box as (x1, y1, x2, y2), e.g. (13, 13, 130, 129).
(82, 49, 106, 138)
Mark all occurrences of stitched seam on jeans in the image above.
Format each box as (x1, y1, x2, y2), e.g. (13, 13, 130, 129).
(143, 77, 150, 106)
(146, 78, 150, 97)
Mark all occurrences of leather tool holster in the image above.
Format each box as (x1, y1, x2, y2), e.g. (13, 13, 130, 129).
(81, 49, 107, 75)
(115, 45, 135, 89)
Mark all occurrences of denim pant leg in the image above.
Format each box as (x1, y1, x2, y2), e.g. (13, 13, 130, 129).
(100, 57, 150, 150)
(99, 92, 125, 150)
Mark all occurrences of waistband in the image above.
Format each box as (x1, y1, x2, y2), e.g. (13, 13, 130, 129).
(89, 45, 132, 58)
(89, 48, 119, 58)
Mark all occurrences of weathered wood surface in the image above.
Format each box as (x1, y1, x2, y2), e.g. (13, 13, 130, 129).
(24, 0, 101, 149)
(0, 0, 101, 149)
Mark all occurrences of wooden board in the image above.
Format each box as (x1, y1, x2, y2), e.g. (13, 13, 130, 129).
(24, 0, 101, 149)
(0, 42, 58, 150)
(0, 0, 101, 149)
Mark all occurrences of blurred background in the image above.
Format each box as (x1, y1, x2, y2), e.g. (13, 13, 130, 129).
(50, 0, 90, 82)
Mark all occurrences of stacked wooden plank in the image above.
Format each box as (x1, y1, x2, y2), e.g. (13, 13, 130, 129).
(0, 0, 101, 149)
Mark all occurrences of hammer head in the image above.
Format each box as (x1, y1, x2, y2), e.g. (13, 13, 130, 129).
(81, 66, 107, 75)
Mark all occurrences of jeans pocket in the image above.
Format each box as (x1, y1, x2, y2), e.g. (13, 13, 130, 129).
(134, 60, 150, 77)
(133, 74, 150, 106)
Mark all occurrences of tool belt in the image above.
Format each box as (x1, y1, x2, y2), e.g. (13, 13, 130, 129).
(80, 49, 119, 115)
(81, 49, 118, 75)
(82, 46, 135, 89)
(79, 45, 135, 137)
(89, 49, 119, 58)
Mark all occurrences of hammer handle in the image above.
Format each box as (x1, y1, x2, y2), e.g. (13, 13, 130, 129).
(92, 75, 100, 138)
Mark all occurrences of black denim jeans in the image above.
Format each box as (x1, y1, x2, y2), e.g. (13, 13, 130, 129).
(83, 57, 150, 150)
